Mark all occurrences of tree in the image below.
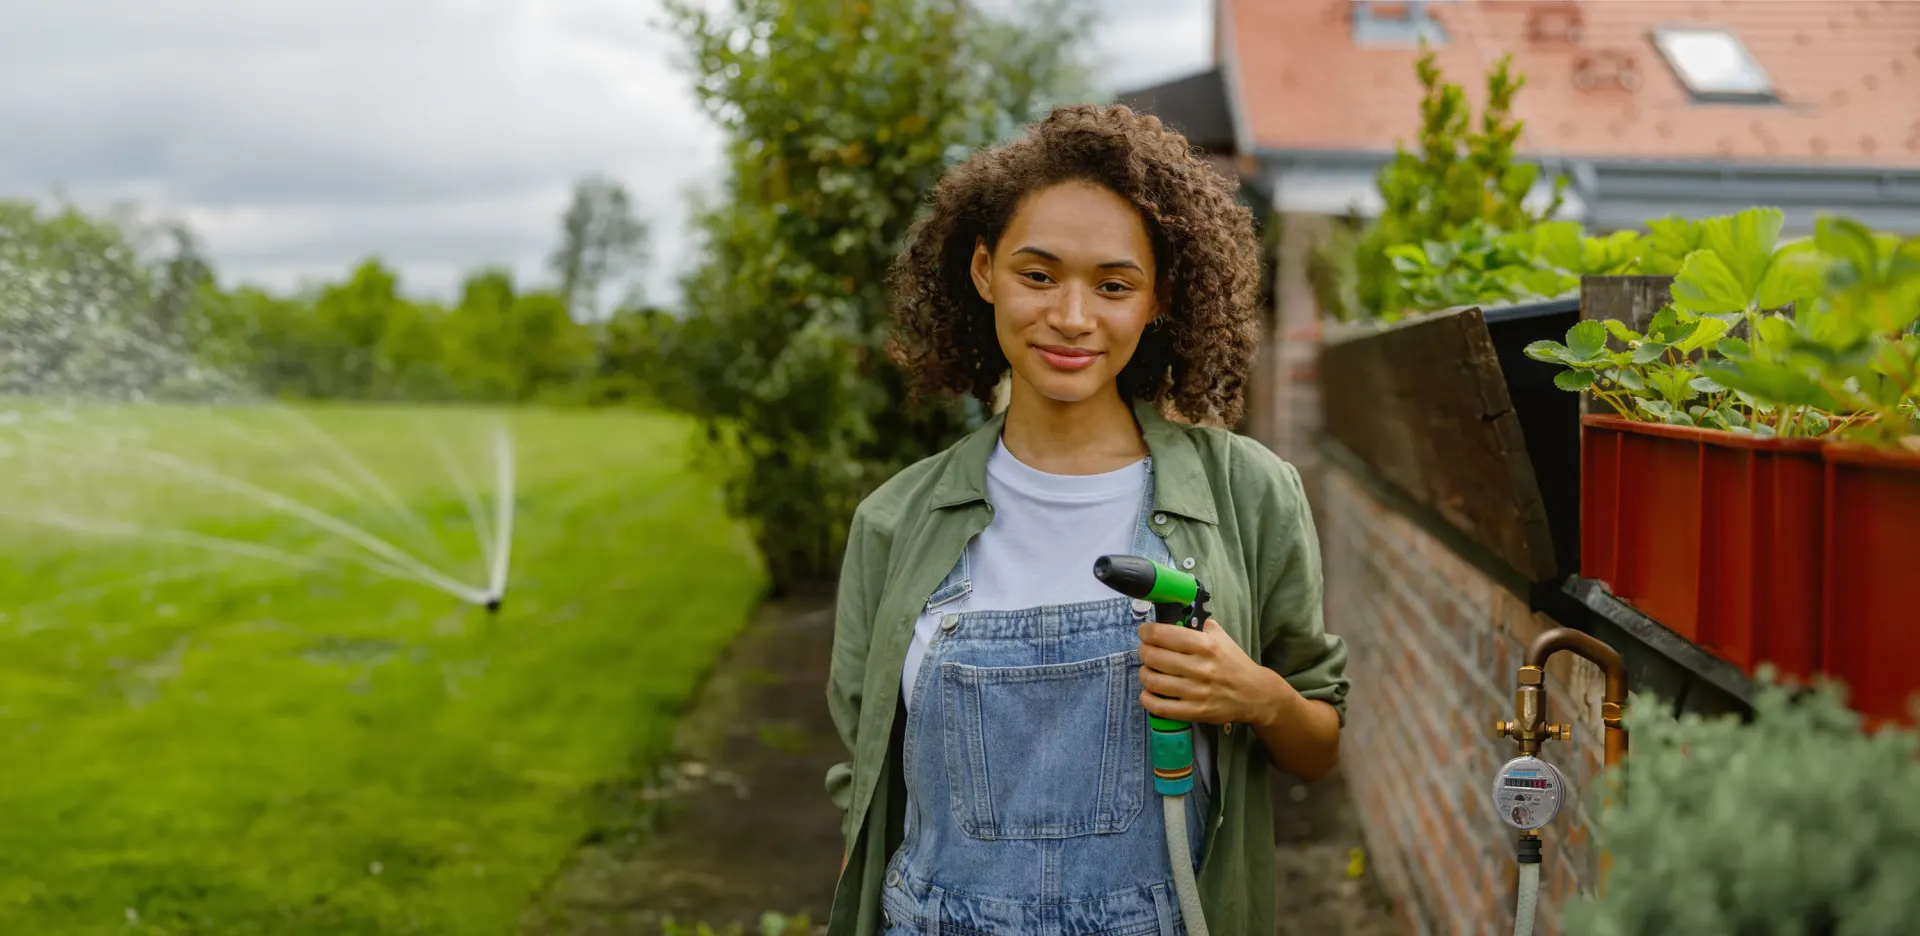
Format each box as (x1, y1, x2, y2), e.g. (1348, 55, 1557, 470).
(663, 0, 1088, 591)
(1314, 46, 1564, 322)
(549, 175, 649, 321)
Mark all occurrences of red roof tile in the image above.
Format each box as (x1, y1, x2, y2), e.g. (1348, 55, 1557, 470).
(1222, 0, 1920, 167)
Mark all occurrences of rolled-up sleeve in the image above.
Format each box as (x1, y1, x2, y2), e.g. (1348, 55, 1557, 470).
(1257, 460, 1350, 725)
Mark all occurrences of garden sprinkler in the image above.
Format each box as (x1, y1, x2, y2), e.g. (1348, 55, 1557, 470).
(1491, 628, 1629, 936)
(1092, 554, 1212, 936)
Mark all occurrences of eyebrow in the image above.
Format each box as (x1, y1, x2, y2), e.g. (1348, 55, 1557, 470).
(1010, 245, 1145, 273)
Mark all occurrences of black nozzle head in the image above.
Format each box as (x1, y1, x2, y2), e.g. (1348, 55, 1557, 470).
(484, 596, 502, 614)
(1092, 554, 1157, 601)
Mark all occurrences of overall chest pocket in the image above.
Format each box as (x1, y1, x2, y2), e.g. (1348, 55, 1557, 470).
(939, 650, 1145, 840)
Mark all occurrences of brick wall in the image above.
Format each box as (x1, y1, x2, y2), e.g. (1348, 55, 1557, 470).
(1318, 466, 1608, 935)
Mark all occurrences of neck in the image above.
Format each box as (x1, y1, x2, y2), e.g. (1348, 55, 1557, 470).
(1000, 378, 1148, 475)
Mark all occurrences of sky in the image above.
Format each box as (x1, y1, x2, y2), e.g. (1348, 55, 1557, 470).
(0, 0, 1214, 310)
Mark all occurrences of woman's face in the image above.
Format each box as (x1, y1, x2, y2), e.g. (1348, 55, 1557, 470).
(971, 181, 1159, 407)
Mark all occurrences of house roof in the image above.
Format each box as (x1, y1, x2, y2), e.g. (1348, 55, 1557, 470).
(1115, 68, 1238, 154)
(1220, 0, 1920, 169)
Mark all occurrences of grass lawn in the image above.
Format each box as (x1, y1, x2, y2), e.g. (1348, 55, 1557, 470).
(0, 402, 767, 935)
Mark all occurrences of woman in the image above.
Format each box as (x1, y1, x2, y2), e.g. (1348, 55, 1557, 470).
(825, 104, 1350, 936)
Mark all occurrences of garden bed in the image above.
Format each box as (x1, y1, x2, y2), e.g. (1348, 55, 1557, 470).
(1318, 305, 1560, 584)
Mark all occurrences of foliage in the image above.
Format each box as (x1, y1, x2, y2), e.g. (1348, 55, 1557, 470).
(1, 175, 675, 408)
(550, 174, 650, 320)
(1563, 674, 1920, 936)
(1313, 45, 1565, 322)
(662, 0, 1089, 590)
(1386, 219, 1641, 312)
(0, 405, 764, 934)
(1523, 208, 1920, 447)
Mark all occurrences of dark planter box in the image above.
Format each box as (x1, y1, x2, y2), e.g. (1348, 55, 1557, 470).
(1483, 298, 1583, 579)
(1319, 306, 1558, 583)
(1581, 416, 1825, 681)
(1822, 442, 1920, 728)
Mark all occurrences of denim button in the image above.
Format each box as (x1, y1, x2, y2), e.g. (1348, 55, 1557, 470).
(1181, 557, 1195, 570)
(887, 868, 901, 888)
(940, 614, 959, 632)
(1130, 598, 1152, 616)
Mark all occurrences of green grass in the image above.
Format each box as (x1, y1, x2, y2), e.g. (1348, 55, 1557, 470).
(0, 402, 766, 935)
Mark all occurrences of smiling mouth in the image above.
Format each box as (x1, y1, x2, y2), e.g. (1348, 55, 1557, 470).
(1035, 345, 1101, 371)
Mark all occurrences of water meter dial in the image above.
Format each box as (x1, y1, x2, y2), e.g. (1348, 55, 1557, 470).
(1492, 755, 1565, 832)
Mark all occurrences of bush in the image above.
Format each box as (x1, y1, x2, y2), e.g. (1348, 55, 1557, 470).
(663, 0, 1089, 591)
(1563, 674, 1920, 936)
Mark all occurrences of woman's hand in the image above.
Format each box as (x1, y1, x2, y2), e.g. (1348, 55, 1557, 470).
(1136, 618, 1292, 728)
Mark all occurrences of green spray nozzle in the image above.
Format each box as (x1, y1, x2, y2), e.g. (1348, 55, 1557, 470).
(1092, 554, 1210, 628)
(1093, 553, 1206, 796)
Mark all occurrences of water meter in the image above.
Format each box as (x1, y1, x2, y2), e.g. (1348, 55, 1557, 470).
(1492, 755, 1565, 831)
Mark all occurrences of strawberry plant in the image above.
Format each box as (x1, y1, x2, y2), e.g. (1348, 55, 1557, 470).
(1387, 219, 1643, 311)
(1521, 207, 1920, 446)
(1703, 217, 1920, 448)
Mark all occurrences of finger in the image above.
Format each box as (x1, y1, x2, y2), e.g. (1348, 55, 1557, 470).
(1137, 621, 1208, 653)
(1139, 643, 1206, 680)
(1139, 665, 1208, 701)
(1140, 689, 1203, 723)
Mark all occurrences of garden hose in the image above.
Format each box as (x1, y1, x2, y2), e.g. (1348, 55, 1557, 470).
(1092, 555, 1212, 936)
(1513, 835, 1542, 936)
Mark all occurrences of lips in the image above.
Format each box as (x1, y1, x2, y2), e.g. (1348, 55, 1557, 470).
(1036, 345, 1100, 372)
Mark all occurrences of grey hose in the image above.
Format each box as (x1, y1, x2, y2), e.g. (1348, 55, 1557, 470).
(1163, 794, 1209, 936)
(1513, 861, 1540, 936)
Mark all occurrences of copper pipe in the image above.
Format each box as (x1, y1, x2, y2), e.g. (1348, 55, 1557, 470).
(1525, 628, 1630, 766)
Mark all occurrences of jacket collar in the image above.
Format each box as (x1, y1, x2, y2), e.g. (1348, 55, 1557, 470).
(928, 397, 1219, 525)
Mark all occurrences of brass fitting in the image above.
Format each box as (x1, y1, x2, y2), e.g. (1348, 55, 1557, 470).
(1493, 629, 1631, 767)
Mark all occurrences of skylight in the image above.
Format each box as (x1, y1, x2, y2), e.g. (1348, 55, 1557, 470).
(1650, 27, 1776, 102)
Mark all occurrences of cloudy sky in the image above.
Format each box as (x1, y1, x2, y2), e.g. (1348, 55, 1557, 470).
(0, 0, 1213, 309)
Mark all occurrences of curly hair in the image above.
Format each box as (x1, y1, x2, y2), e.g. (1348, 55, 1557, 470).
(886, 103, 1263, 427)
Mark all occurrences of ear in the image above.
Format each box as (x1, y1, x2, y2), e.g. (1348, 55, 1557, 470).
(969, 237, 994, 305)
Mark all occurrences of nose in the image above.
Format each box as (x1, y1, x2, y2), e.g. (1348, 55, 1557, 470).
(1046, 283, 1094, 338)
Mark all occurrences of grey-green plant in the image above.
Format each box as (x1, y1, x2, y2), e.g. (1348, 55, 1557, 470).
(1562, 675, 1920, 936)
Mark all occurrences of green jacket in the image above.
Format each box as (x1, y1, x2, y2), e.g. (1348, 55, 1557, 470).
(825, 398, 1350, 935)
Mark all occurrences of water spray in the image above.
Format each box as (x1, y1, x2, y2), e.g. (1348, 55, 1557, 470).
(1092, 554, 1211, 936)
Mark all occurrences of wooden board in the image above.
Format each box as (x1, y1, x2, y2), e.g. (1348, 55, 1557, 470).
(1319, 307, 1559, 582)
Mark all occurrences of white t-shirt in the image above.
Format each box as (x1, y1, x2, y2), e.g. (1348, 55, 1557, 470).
(900, 438, 1214, 795)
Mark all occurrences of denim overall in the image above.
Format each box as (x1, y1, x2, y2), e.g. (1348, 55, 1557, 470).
(882, 459, 1211, 935)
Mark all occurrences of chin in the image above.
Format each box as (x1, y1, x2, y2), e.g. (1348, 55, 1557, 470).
(1022, 371, 1108, 405)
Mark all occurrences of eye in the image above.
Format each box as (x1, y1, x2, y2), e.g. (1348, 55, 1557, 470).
(1098, 280, 1134, 294)
(1021, 271, 1054, 285)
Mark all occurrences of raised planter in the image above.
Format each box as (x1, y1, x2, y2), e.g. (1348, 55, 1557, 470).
(1484, 297, 1583, 578)
(1581, 415, 1824, 680)
(1821, 442, 1920, 727)
(1319, 306, 1558, 584)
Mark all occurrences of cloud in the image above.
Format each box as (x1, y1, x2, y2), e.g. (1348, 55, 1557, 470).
(0, 0, 1211, 307)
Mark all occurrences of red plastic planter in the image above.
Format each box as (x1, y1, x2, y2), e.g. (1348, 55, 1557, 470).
(1581, 416, 1825, 679)
(1822, 443, 1920, 728)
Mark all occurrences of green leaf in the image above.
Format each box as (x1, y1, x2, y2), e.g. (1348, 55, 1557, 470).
(1755, 239, 1830, 310)
(1601, 319, 1643, 344)
(1718, 337, 1753, 360)
(1631, 342, 1671, 364)
(1566, 319, 1608, 362)
(1674, 316, 1729, 356)
(1615, 369, 1647, 392)
(1671, 250, 1749, 315)
(1524, 339, 1572, 364)
(1699, 206, 1785, 297)
(1755, 315, 1797, 354)
(1815, 215, 1880, 287)
(1554, 369, 1597, 391)
(1531, 221, 1584, 272)
(1648, 365, 1700, 406)
(1689, 375, 1728, 394)
(1701, 360, 1837, 410)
